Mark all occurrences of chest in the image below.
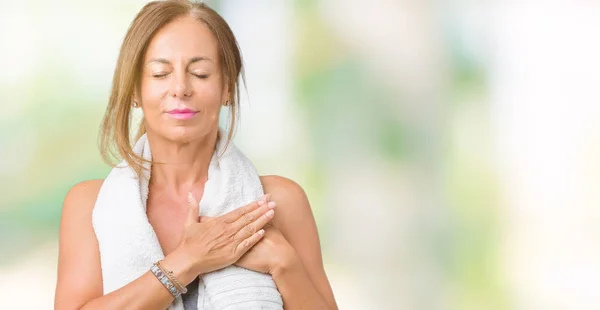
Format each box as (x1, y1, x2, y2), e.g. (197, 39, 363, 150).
(146, 190, 203, 255)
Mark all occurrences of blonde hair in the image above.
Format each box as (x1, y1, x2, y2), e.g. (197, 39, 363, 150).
(99, 0, 244, 176)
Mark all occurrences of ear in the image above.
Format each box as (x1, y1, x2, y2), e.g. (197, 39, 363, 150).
(221, 83, 230, 106)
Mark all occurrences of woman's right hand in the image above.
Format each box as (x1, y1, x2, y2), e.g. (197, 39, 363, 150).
(177, 192, 276, 276)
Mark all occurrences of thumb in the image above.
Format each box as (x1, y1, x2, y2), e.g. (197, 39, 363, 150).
(186, 192, 200, 227)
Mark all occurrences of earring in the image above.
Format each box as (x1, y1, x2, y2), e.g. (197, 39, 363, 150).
(132, 101, 139, 108)
(224, 100, 230, 106)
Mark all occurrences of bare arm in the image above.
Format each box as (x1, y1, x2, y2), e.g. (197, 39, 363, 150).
(262, 176, 338, 310)
(54, 180, 197, 310)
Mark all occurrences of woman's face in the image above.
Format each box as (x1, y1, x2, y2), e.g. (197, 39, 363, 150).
(136, 15, 227, 142)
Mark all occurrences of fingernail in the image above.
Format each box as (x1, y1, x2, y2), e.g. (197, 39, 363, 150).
(266, 210, 275, 217)
(258, 199, 266, 205)
(188, 192, 194, 204)
(267, 201, 276, 209)
(258, 229, 265, 236)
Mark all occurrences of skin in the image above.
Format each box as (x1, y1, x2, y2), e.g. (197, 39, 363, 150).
(54, 15, 338, 310)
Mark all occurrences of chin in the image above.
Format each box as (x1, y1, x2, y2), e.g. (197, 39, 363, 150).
(160, 125, 214, 143)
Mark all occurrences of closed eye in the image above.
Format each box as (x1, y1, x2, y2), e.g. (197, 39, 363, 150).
(192, 73, 209, 79)
(152, 73, 169, 78)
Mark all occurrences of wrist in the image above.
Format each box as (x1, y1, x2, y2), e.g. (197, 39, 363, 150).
(161, 248, 198, 287)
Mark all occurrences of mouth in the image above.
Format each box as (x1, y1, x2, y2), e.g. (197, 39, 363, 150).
(167, 108, 198, 120)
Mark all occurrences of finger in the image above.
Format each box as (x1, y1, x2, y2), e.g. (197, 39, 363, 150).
(234, 229, 265, 257)
(234, 204, 275, 240)
(220, 195, 268, 223)
(186, 192, 200, 227)
(232, 200, 276, 230)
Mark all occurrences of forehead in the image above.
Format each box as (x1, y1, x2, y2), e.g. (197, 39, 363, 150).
(144, 15, 219, 62)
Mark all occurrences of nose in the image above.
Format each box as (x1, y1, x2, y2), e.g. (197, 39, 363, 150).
(170, 70, 192, 98)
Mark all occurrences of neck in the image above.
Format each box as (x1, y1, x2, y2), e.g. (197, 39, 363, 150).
(146, 128, 219, 196)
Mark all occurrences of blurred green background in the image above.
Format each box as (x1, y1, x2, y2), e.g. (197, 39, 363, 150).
(1, 0, 600, 309)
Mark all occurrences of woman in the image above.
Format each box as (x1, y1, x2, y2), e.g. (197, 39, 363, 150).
(54, 1, 337, 309)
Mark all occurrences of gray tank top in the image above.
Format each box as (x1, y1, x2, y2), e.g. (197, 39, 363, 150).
(182, 277, 200, 310)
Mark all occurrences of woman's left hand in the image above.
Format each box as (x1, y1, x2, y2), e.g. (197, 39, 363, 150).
(234, 223, 297, 275)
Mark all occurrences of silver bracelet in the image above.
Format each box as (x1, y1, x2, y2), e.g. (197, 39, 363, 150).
(156, 261, 188, 294)
(150, 263, 181, 298)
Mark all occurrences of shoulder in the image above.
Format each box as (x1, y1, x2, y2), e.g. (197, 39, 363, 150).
(259, 175, 310, 215)
(259, 175, 314, 232)
(62, 179, 105, 217)
(64, 179, 105, 205)
(260, 175, 307, 201)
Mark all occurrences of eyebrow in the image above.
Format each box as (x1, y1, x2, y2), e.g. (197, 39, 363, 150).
(147, 56, 214, 65)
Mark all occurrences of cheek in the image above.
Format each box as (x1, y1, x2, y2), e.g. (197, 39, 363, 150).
(195, 78, 223, 100)
(201, 102, 221, 123)
(141, 79, 168, 103)
(195, 82, 226, 112)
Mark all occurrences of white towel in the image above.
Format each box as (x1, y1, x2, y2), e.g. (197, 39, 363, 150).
(92, 128, 283, 310)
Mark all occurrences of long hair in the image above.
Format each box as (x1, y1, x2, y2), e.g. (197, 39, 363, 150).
(99, 0, 244, 176)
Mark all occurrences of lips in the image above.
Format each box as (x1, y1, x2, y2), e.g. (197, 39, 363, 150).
(167, 108, 198, 120)
(168, 108, 196, 113)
